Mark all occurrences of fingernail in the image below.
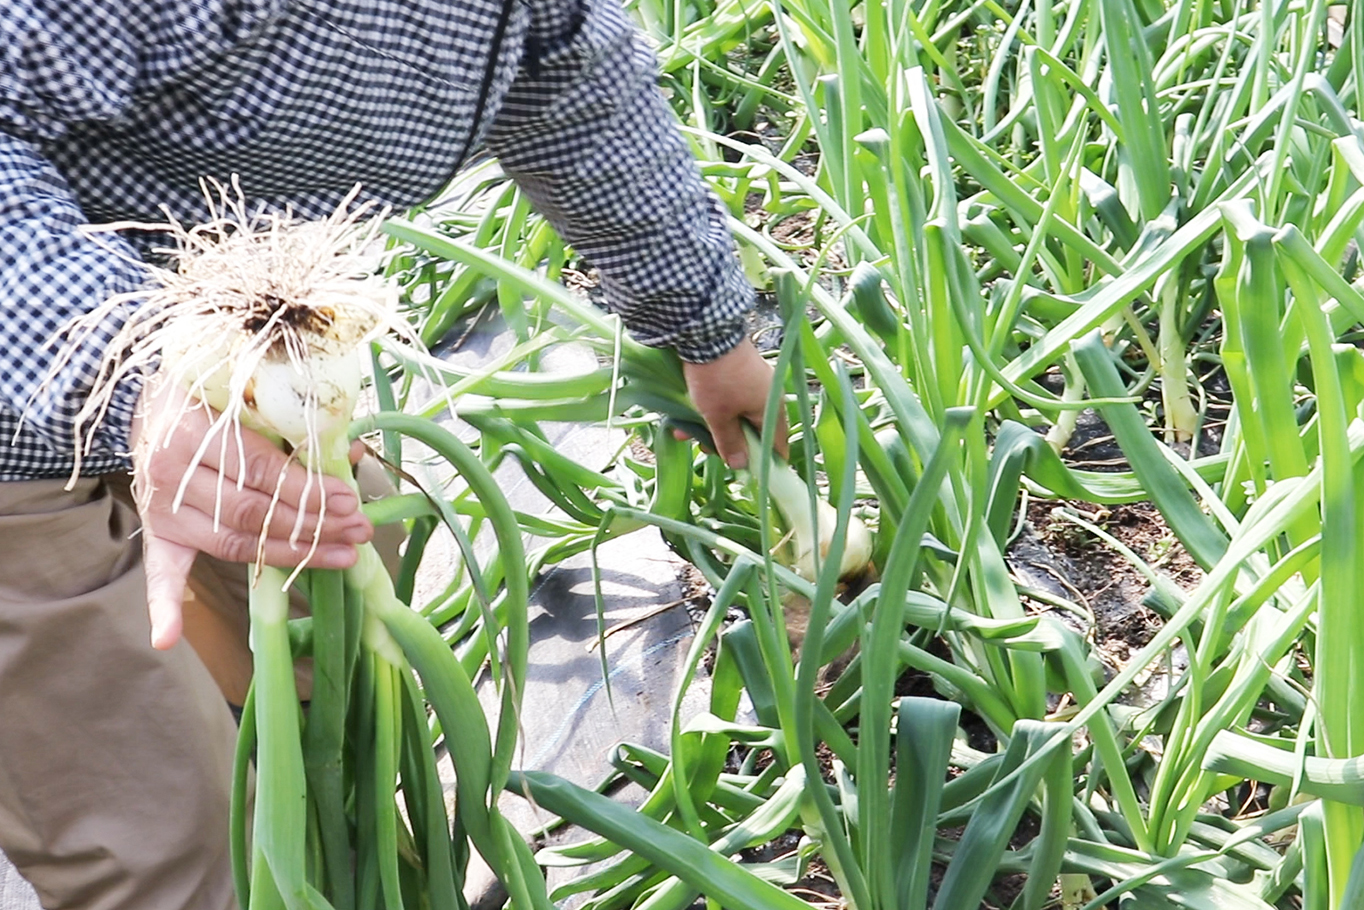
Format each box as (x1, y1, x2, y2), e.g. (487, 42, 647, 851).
(322, 547, 357, 569)
(328, 493, 359, 515)
(344, 524, 372, 544)
(150, 622, 177, 651)
(727, 453, 748, 470)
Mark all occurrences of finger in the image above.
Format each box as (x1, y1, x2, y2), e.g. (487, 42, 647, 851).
(172, 464, 372, 544)
(349, 439, 367, 466)
(709, 416, 751, 470)
(143, 533, 196, 650)
(154, 504, 360, 570)
(727, 405, 790, 464)
(190, 423, 359, 517)
(670, 426, 718, 457)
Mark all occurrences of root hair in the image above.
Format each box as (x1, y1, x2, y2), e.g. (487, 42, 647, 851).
(39, 177, 427, 587)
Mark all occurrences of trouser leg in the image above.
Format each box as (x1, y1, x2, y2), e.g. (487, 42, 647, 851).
(0, 477, 237, 910)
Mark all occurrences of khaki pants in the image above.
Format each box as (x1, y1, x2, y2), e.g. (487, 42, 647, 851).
(0, 477, 237, 910)
(0, 461, 400, 910)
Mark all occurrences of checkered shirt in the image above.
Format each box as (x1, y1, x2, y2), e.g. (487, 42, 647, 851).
(0, 0, 752, 480)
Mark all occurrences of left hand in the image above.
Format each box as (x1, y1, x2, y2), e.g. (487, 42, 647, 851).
(130, 378, 373, 650)
(681, 338, 788, 469)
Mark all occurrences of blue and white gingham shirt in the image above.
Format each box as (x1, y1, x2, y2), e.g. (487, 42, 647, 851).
(0, 0, 752, 480)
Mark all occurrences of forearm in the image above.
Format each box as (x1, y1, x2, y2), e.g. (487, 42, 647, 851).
(485, 0, 752, 362)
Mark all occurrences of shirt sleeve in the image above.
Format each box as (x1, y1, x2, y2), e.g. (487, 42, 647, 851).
(0, 2, 148, 476)
(484, 0, 753, 363)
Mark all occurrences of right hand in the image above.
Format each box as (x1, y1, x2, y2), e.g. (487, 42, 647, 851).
(129, 377, 373, 650)
(679, 337, 789, 469)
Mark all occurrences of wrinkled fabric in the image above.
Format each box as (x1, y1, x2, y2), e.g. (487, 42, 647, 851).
(0, 0, 752, 480)
(0, 477, 238, 910)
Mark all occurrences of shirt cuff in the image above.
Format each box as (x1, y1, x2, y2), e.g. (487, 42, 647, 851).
(635, 252, 755, 362)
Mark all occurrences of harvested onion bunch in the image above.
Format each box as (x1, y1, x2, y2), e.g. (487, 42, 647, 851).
(52, 181, 550, 910)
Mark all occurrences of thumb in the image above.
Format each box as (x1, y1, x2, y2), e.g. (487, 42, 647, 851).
(143, 533, 196, 650)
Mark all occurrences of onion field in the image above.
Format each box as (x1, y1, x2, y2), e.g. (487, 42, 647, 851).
(366, 2, 1364, 908)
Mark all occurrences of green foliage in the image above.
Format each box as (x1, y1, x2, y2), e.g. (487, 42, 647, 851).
(374, 1, 1364, 907)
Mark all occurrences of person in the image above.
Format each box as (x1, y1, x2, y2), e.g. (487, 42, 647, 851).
(0, 1, 785, 907)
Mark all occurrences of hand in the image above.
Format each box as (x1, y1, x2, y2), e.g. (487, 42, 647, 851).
(681, 338, 789, 469)
(129, 377, 374, 650)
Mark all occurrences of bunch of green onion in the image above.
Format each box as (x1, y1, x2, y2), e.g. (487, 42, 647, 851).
(56, 183, 553, 910)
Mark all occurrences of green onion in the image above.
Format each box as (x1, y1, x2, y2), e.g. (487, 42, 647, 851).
(742, 425, 873, 583)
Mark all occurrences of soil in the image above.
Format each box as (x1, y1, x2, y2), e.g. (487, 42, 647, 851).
(677, 562, 713, 613)
(1012, 498, 1202, 664)
(737, 834, 842, 907)
(628, 434, 656, 465)
(1004, 395, 1207, 667)
(1056, 407, 1130, 471)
